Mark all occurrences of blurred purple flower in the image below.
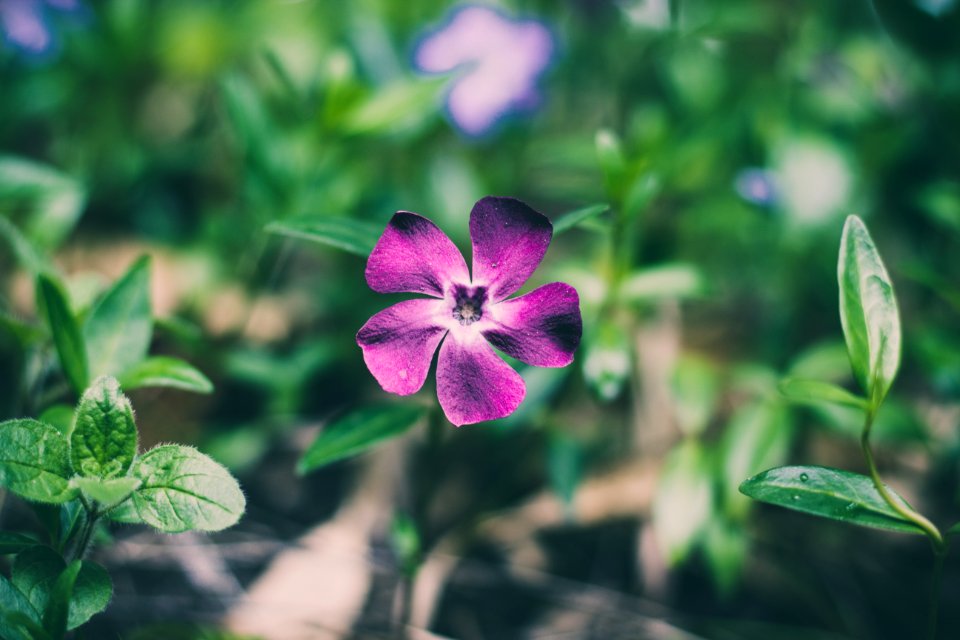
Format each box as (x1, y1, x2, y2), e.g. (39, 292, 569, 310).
(734, 168, 780, 207)
(0, 0, 81, 57)
(357, 197, 582, 426)
(414, 5, 554, 137)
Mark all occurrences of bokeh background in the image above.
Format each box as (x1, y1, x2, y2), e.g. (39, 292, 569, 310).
(2, 0, 960, 638)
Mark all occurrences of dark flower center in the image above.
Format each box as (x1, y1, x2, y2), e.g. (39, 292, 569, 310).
(452, 285, 487, 326)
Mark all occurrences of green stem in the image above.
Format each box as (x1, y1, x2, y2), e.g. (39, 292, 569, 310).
(69, 505, 100, 563)
(928, 548, 946, 640)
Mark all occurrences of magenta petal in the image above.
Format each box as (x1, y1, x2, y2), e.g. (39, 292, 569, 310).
(357, 299, 448, 395)
(436, 335, 526, 426)
(470, 197, 553, 301)
(483, 282, 582, 367)
(366, 211, 469, 297)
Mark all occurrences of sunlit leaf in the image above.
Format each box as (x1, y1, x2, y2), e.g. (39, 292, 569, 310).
(266, 217, 382, 257)
(72, 377, 138, 479)
(552, 203, 609, 235)
(36, 274, 88, 394)
(740, 465, 923, 534)
(838, 215, 900, 407)
(0, 420, 76, 504)
(119, 356, 213, 394)
(109, 445, 245, 533)
(778, 378, 869, 410)
(298, 405, 425, 474)
(83, 256, 153, 380)
(72, 477, 141, 509)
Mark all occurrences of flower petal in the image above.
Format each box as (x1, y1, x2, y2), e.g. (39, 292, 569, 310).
(483, 282, 582, 367)
(470, 197, 552, 301)
(366, 211, 469, 297)
(357, 299, 448, 395)
(436, 334, 526, 426)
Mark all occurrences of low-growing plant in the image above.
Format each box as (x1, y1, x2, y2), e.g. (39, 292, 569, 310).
(740, 215, 952, 639)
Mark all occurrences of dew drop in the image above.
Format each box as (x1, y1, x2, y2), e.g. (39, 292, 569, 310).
(792, 494, 801, 501)
(799, 473, 809, 482)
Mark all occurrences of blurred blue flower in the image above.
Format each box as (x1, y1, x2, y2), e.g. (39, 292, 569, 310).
(414, 5, 554, 137)
(0, 0, 82, 58)
(734, 168, 780, 207)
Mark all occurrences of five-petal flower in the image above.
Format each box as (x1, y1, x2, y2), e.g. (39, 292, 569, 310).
(357, 196, 582, 426)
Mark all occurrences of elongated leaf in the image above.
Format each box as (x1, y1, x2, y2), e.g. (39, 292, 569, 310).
(740, 465, 924, 534)
(671, 356, 719, 437)
(36, 275, 88, 394)
(71, 377, 138, 479)
(1, 612, 48, 640)
(118, 356, 213, 393)
(0, 534, 39, 556)
(42, 561, 79, 639)
(0, 420, 76, 504)
(838, 215, 901, 406)
(83, 256, 152, 380)
(778, 378, 869, 410)
(266, 217, 382, 257)
(0, 575, 40, 640)
(298, 405, 425, 474)
(619, 263, 704, 302)
(0, 156, 86, 250)
(108, 445, 244, 533)
(342, 80, 442, 135)
(652, 439, 714, 565)
(552, 204, 609, 234)
(0, 217, 49, 275)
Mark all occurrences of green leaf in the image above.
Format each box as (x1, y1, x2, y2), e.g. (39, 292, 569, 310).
(739, 465, 924, 534)
(36, 406, 73, 435)
(0, 574, 42, 640)
(36, 275, 88, 394)
(42, 561, 79, 639)
(0, 156, 86, 250)
(0, 217, 49, 275)
(72, 477, 141, 509)
(719, 400, 794, 521)
(66, 562, 111, 630)
(702, 518, 747, 596)
(71, 377, 138, 479)
(548, 433, 582, 510)
(1, 612, 49, 640)
(670, 356, 719, 437)
(0, 420, 77, 504)
(108, 445, 244, 533)
(778, 378, 869, 410)
(618, 263, 705, 302)
(947, 522, 960, 536)
(266, 216, 382, 257)
(342, 80, 442, 135)
(652, 439, 714, 566)
(838, 215, 901, 406)
(297, 405, 425, 474)
(390, 513, 421, 578)
(83, 256, 152, 380)
(551, 204, 609, 235)
(0, 533, 39, 555)
(118, 356, 213, 393)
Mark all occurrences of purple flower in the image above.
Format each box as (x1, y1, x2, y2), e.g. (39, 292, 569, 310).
(0, 0, 81, 57)
(734, 168, 780, 207)
(357, 197, 582, 426)
(413, 5, 554, 137)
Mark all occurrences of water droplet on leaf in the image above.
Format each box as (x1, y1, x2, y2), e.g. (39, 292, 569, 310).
(799, 473, 809, 482)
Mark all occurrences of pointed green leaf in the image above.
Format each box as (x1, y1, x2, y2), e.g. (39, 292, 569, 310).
(42, 560, 79, 639)
(552, 204, 609, 235)
(36, 275, 88, 394)
(0, 534, 39, 556)
(778, 378, 869, 410)
(947, 522, 960, 536)
(108, 445, 244, 533)
(652, 439, 714, 566)
(0, 574, 41, 640)
(65, 562, 111, 630)
(71, 377, 138, 479)
(1, 612, 47, 640)
(0, 217, 49, 276)
(739, 465, 924, 534)
(297, 405, 425, 474)
(266, 217, 382, 257)
(83, 256, 153, 380)
(36, 406, 73, 435)
(838, 215, 901, 406)
(72, 477, 141, 509)
(118, 356, 213, 394)
(0, 156, 86, 250)
(0, 420, 76, 504)
(12, 547, 62, 616)
(10, 547, 109, 632)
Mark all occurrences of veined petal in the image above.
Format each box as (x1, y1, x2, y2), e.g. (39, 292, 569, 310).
(437, 334, 525, 426)
(357, 299, 449, 395)
(470, 197, 553, 301)
(366, 211, 469, 297)
(483, 282, 582, 367)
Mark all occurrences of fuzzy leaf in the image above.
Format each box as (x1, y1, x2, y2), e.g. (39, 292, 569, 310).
(838, 215, 901, 406)
(108, 445, 244, 533)
(298, 405, 425, 474)
(0, 420, 76, 504)
(11, 547, 110, 631)
(740, 465, 924, 534)
(71, 477, 141, 509)
(83, 256, 153, 380)
(0, 574, 38, 638)
(36, 275, 88, 394)
(119, 356, 213, 394)
(71, 377, 138, 479)
(41, 561, 79, 639)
